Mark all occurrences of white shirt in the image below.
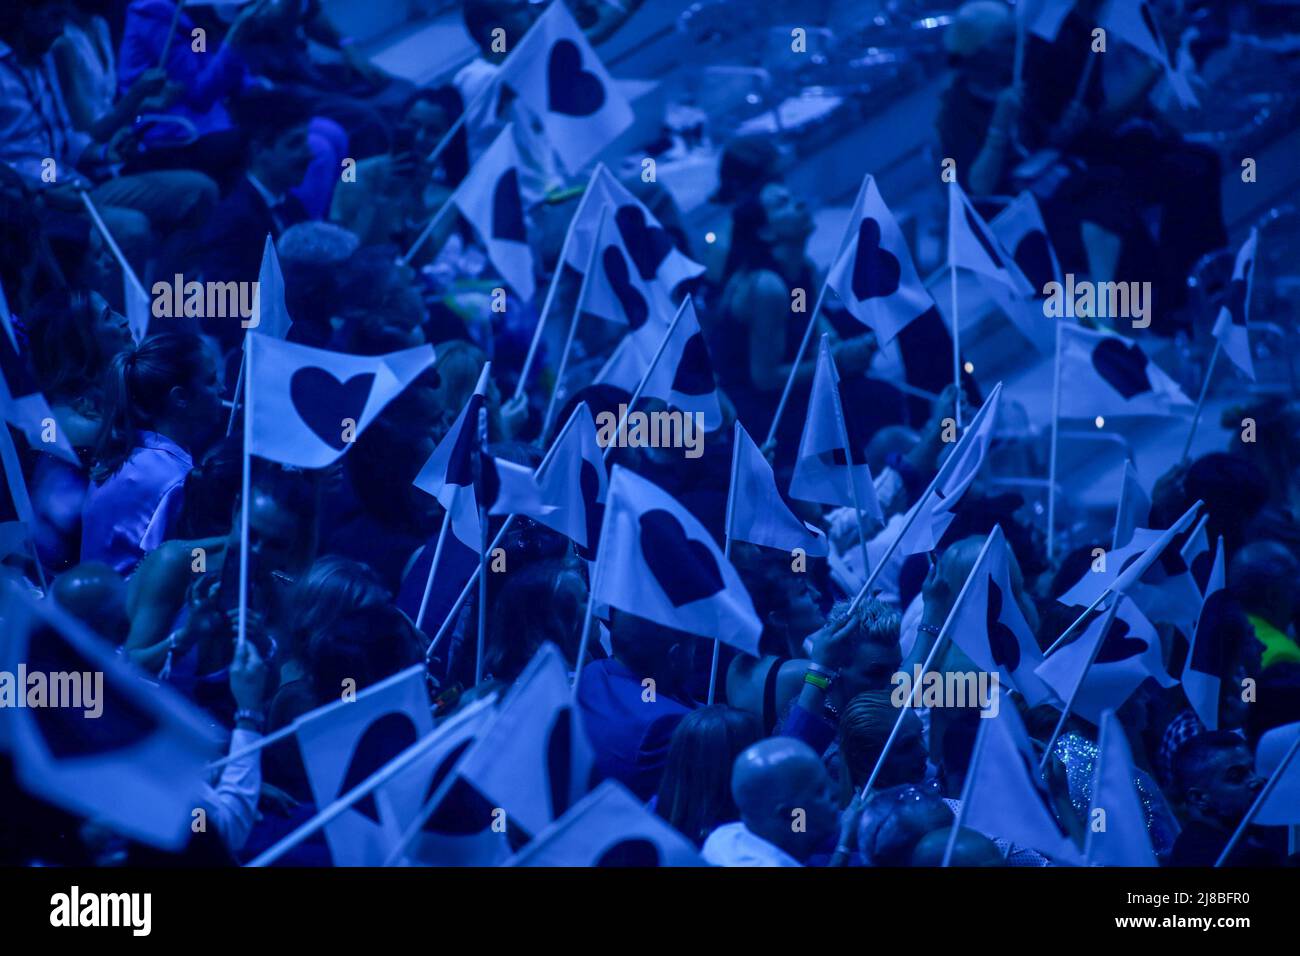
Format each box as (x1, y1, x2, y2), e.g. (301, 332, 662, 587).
(701, 822, 803, 867)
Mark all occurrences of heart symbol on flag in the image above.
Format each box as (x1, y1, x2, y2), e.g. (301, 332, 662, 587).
(575, 458, 605, 558)
(445, 394, 485, 487)
(614, 205, 673, 282)
(1014, 229, 1053, 290)
(671, 332, 715, 396)
(850, 218, 901, 300)
(639, 509, 725, 607)
(29, 624, 158, 759)
(491, 168, 527, 243)
(421, 739, 496, 835)
(964, 206, 1004, 270)
(1224, 261, 1252, 326)
(986, 580, 1022, 674)
(595, 839, 662, 867)
(1090, 337, 1152, 400)
(1094, 618, 1147, 663)
(336, 711, 420, 823)
(601, 247, 648, 329)
(547, 39, 605, 117)
(1189, 591, 1232, 677)
(290, 367, 375, 450)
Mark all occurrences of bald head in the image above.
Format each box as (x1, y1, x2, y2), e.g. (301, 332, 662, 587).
(51, 562, 128, 643)
(1230, 540, 1299, 626)
(731, 738, 839, 859)
(911, 827, 1004, 867)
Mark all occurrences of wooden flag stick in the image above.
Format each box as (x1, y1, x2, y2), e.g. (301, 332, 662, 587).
(1038, 599, 1122, 771)
(1181, 340, 1221, 463)
(601, 297, 691, 463)
(398, 198, 457, 269)
(236, 333, 254, 654)
(79, 192, 149, 304)
(858, 531, 996, 799)
(950, 262, 963, 430)
(710, 423, 743, 705)
(1214, 728, 1300, 866)
(474, 406, 489, 686)
(571, 476, 618, 696)
(158, 0, 186, 68)
(941, 714, 988, 867)
(1046, 319, 1062, 560)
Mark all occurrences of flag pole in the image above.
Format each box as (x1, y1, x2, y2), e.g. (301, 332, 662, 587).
(941, 714, 987, 867)
(474, 406, 489, 686)
(1047, 319, 1062, 560)
(515, 167, 601, 401)
(1038, 598, 1122, 771)
(602, 297, 691, 462)
(949, 261, 963, 430)
(1214, 729, 1300, 867)
(1013, 17, 1026, 87)
(416, 514, 454, 641)
(1180, 340, 1221, 463)
(825, 334, 873, 581)
(541, 202, 609, 438)
(0, 417, 48, 592)
(158, 0, 186, 68)
(710, 423, 743, 705)
(79, 192, 149, 306)
(237, 333, 253, 653)
(398, 198, 457, 268)
(858, 531, 996, 799)
(571, 475, 617, 697)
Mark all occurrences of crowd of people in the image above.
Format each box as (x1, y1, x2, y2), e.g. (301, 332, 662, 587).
(1, 0, 1298, 868)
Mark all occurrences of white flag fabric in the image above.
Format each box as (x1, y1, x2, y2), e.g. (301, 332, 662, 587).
(825, 175, 933, 345)
(449, 124, 536, 302)
(581, 200, 675, 328)
(296, 665, 434, 867)
(594, 466, 762, 653)
(790, 336, 882, 521)
(246, 333, 435, 469)
(507, 780, 703, 866)
(1019, 0, 1076, 42)
(483, 455, 552, 519)
(1211, 228, 1256, 381)
(1183, 537, 1226, 731)
(565, 164, 705, 295)
(1254, 721, 1300, 826)
(1085, 710, 1157, 866)
(251, 233, 292, 339)
(123, 271, 150, 345)
(531, 402, 608, 552)
(1112, 459, 1150, 550)
(0, 417, 35, 560)
(0, 578, 222, 849)
(1036, 597, 1175, 724)
(944, 526, 1054, 706)
(595, 296, 722, 430)
(413, 363, 490, 551)
(0, 288, 80, 465)
(897, 382, 1003, 555)
(1058, 324, 1192, 419)
(497, 2, 634, 174)
(1098, 0, 1198, 108)
(982, 191, 1061, 353)
(455, 643, 593, 836)
(728, 422, 828, 557)
(947, 182, 1033, 296)
(958, 697, 1082, 864)
(1181, 515, 1212, 595)
(380, 695, 509, 866)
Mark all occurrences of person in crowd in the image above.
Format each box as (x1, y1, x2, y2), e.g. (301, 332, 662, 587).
(654, 706, 762, 847)
(1229, 540, 1300, 669)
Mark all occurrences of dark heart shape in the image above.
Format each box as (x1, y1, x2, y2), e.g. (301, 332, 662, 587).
(638, 508, 725, 607)
(1095, 617, 1147, 664)
(964, 206, 1004, 270)
(575, 458, 605, 560)
(671, 332, 715, 397)
(1224, 258, 1252, 327)
(1191, 548, 1213, 593)
(547, 39, 605, 117)
(547, 708, 575, 822)
(1090, 337, 1152, 401)
(595, 838, 662, 867)
(986, 580, 1022, 674)
(422, 739, 496, 835)
(336, 711, 420, 823)
(1014, 229, 1054, 290)
(615, 205, 673, 282)
(491, 168, 527, 243)
(289, 367, 375, 451)
(28, 624, 158, 760)
(601, 246, 648, 330)
(850, 218, 901, 301)
(479, 455, 501, 512)
(1189, 590, 1232, 679)
(445, 394, 486, 487)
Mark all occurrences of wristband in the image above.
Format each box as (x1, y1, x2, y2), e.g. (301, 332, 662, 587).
(803, 671, 831, 691)
(234, 708, 265, 730)
(916, 623, 941, 638)
(806, 662, 838, 678)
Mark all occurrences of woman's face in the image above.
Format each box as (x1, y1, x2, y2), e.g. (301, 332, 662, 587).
(88, 292, 133, 357)
(759, 183, 813, 245)
(182, 348, 225, 440)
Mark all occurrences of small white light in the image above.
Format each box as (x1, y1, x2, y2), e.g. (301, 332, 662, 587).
(1095, 416, 1105, 429)
(705, 231, 717, 244)
(963, 361, 974, 374)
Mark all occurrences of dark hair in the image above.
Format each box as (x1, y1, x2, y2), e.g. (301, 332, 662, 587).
(1245, 663, 1300, 748)
(229, 88, 311, 154)
(655, 706, 761, 845)
(838, 690, 904, 787)
(174, 436, 243, 539)
(289, 557, 391, 669)
(714, 137, 782, 205)
(306, 604, 424, 706)
(485, 559, 583, 682)
(91, 332, 210, 481)
(1171, 730, 1249, 801)
(26, 290, 120, 403)
(401, 85, 469, 185)
(721, 194, 779, 282)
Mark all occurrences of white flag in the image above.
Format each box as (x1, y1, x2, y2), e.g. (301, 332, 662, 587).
(531, 402, 608, 551)
(1211, 228, 1256, 381)
(1085, 710, 1157, 865)
(948, 182, 1033, 296)
(1058, 324, 1192, 419)
(1183, 537, 1226, 731)
(449, 124, 536, 302)
(1254, 721, 1300, 826)
(594, 466, 762, 653)
(825, 175, 933, 345)
(1112, 459, 1150, 550)
(251, 233, 292, 339)
(982, 191, 1061, 353)
(413, 363, 490, 552)
(246, 333, 435, 469)
(727, 422, 828, 557)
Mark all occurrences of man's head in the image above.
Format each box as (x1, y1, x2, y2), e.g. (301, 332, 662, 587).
(731, 737, 840, 861)
(944, 1, 1014, 95)
(1173, 732, 1263, 831)
(1229, 540, 1300, 631)
(608, 609, 698, 696)
(839, 690, 928, 789)
(911, 827, 1003, 867)
(51, 563, 129, 645)
(231, 90, 314, 194)
(462, 0, 540, 61)
(0, 1, 63, 64)
(827, 598, 902, 702)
